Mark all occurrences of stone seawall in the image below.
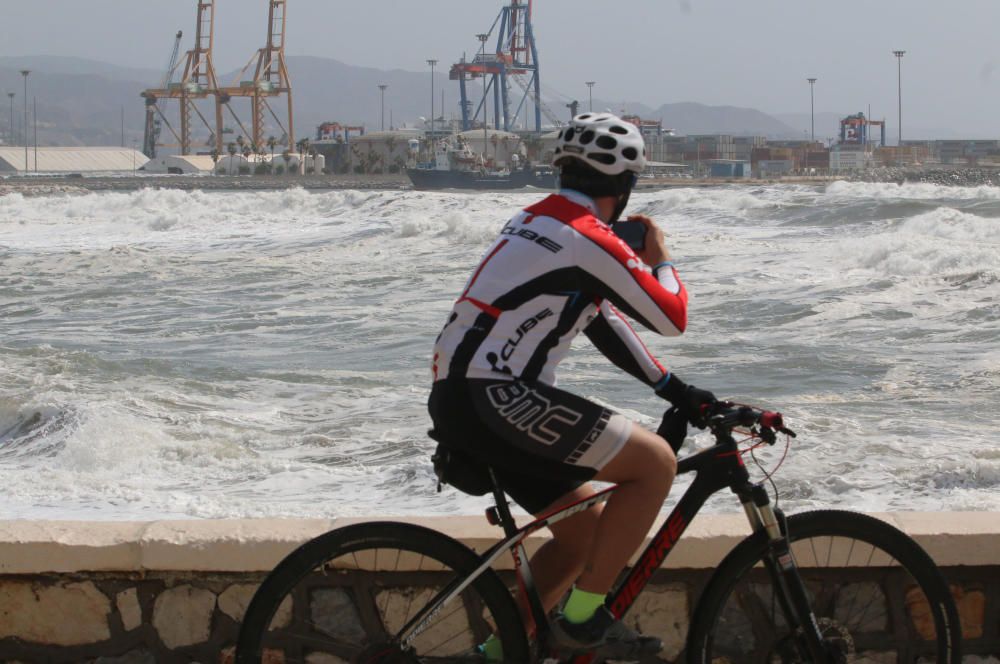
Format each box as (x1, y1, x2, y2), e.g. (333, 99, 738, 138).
(0, 513, 996, 662)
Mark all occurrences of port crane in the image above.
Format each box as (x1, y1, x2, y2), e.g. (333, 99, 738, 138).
(450, 0, 549, 133)
(140, 0, 224, 157)
(217, 0, 294, 154)
(142, 30, 183, 158)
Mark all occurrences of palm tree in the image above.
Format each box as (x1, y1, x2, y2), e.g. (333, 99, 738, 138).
(227, 142, 237, 175)
(282, 149, 292, 175)
(267, 135, 277, 164)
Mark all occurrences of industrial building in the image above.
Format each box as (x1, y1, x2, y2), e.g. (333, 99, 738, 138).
(141, 155, 218, 175)
(0, 147, 148, 174)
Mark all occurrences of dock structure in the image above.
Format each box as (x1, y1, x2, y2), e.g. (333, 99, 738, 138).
(450, 0, 549, 134)
(139, 0, 294, 160)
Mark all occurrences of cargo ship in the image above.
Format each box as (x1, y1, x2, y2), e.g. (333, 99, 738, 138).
(407, 134, 556, 191)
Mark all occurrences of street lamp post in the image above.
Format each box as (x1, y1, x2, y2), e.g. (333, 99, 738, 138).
(427, 59, 437, 139)
(477, 33, 489, 167)
(586, 81, 595, 112)
(7, 93, 14, 146)
(893, 50, 905, 147)
(807, 78, 817, 142)
(378, 84, 388, 131)
(20, 70, 30, 173)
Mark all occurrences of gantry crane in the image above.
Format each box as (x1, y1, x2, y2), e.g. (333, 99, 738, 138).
(140, 0, 224, 157)
(450, 0, 547, 133)
(217, 0, 294, 154)
(142, 30, 183, 158)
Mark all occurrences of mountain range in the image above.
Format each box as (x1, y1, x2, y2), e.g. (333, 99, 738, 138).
(0, 54, 859, 148)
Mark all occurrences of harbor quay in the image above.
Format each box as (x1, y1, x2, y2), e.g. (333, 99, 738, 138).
(3, 164, 1000, 199)
(0, 514, 996, 660)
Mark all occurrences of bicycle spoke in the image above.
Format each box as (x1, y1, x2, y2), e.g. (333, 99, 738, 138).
(689, 511, 959, 664)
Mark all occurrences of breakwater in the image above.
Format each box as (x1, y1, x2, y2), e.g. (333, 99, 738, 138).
(0, 514, 996, 661)
(853, 167, 1000, 187)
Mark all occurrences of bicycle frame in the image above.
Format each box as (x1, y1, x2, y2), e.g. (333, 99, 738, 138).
(395, 428, 827, 661)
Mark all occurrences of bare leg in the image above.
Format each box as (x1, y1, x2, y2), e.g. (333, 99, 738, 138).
(575, 425, 676, 594)
(523, 484, 602, 617)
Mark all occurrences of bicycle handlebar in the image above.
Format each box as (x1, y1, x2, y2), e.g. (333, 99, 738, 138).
(704, 402, 797, 442)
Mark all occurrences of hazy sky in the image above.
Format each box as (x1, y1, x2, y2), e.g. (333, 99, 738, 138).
(3, 0, 1000, 136)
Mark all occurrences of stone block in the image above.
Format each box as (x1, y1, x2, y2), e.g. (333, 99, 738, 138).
(311, 588, 365, 642)
(834, 582, 887, 632)
(908, 584, 985, 641)
(221, 646, 289, 664)
(623, 583, 688, 660)
(116, 587, 142, 632)
(954, 586, 986, 640)
(152, 584, 216, 649)
(219, 584, 258, 622)
(0, 580, 111, 646)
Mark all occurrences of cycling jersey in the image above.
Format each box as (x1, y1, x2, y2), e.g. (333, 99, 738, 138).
(432, 190, 688, 390)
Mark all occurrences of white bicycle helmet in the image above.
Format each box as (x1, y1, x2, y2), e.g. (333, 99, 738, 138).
(552, 113, 646, 175)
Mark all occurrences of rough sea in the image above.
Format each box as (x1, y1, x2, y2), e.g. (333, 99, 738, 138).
(0, 181, 997, 520)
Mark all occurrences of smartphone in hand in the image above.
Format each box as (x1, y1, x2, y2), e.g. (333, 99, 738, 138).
(612, 221, 647, 251)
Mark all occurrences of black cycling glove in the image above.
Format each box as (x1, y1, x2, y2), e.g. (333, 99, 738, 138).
(656, 406, 688, 453)
(655, 374, 718, 429)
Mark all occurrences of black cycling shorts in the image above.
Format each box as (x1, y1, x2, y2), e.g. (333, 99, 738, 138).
(428, 378, 631, 514)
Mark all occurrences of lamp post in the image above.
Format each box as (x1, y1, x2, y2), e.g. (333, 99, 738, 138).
(427, 59, 437, 139)
(7, 93, 14, 146)
(807, 78, 817, 143)
(477, 33, 489, 167)
(893, 50, 905, 146)
(19, 70, 30, 173)
(378, 84, 388, 131)
(586, 81, 595, 112)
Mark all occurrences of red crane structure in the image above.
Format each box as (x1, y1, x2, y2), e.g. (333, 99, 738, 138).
(140, 1, 294, 159)
(449, 0, 547, 133)
(140, 1, 224, 157)
(217, 0, 295, 155)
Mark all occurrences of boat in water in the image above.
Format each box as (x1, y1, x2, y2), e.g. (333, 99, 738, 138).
(407, 134, 556, 191)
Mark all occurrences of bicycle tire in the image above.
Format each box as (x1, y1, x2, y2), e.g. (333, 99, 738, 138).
(686, 510, 961, 663)
(236, 521, 530, 663)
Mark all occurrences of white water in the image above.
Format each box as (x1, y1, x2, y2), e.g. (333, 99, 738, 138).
(0, 182, 997, 519)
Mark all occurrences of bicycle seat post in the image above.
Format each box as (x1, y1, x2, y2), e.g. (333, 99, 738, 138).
(486, 467, 520, 538)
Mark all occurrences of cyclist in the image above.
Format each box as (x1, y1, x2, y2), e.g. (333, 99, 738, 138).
(428, 112, 716, 660)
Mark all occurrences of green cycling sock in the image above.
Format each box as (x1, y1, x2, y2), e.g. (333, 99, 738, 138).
(479, 633, 503, 661)
(563, 586, 606, 624)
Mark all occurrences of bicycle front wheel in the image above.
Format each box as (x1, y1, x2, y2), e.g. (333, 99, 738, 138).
(236, 521, 529, 663)
(687, 510, 960, 663)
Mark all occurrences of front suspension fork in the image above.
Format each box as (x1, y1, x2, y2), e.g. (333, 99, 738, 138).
(740, 484, 831, 662)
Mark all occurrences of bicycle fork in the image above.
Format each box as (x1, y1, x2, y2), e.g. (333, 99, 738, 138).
(740, 484, 833, 663)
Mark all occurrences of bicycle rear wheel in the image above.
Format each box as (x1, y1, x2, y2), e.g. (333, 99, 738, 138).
(236, 521, 529, 663)
(687, 510, 960, 663)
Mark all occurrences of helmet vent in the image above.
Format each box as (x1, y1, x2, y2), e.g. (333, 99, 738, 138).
(578, 114, 592, 120)
(589, 153, 616, 165)
(622, 147, 639, 160)
(564, 128, 576, 142)
(579, 130, 595, 145)
(609, 125, 629, 135)
(596, 135, 618, 150)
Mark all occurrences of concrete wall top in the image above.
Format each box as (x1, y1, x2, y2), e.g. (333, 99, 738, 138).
(0, 513, 995, 575)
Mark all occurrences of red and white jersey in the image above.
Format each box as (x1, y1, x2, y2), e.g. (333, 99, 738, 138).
(432, 191, 688, 388)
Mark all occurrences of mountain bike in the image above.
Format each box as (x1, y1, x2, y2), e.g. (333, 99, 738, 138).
(235, 402, 961, 663)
